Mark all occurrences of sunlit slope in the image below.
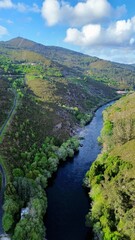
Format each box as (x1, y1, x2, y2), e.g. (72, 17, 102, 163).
(87, 60, 135, 89)
(0, 37, 135, 240)
(85, 93, 135, 240)
(2, 37, 135, 90)
(0, 42, 117, 140)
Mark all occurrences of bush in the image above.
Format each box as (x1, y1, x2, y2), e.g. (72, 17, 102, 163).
(3, 213, 14, 232)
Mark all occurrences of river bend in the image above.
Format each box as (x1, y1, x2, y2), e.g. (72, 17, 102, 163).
(45, 102, 114, 240)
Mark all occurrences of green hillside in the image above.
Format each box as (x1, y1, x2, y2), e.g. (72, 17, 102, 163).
(0, 38, 117, 239)
(0, 40, 117, 140)
(0, 74, 14, 128)
(1, 37, 135, 90)
(85, 93, 135, 240)
(87, 60, 135, 89)
(0, 38, 135, 239)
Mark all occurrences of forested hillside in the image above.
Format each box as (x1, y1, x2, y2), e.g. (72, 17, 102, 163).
(85, 93, 135, 239)
(0, 41, 117, 140)
(0, 37, 135, 239)
(0, 39, 117, 239)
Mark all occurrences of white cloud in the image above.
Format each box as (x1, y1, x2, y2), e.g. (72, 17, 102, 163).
(65, 24, 102, 46)
(42, 0, 60, 26)
(0, 25, 8, 37)
(65, 17, 135, 48)
(41, 0, 134, 63)
(41, 0, 126, 27)
(73, 0, 112, 22)
(15, 2, 27, 12)
(14, 2, 40, 13)
(0, 0, 40, 12)
(0, 0, 13, 8)
(64, 16, 135, 64)
(130, 38, 135, 45)
(106, 17, 135, 46)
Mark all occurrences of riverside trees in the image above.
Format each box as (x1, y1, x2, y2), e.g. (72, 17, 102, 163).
(2, 137, 79, 239)
(85, 93, 135, 240)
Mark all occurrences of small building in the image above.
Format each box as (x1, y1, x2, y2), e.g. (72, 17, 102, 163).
(116, 90, 128, 94)
(21, 207, 29, 219)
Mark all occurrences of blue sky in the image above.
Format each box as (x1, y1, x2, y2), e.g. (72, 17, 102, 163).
(0, 0, 135, 63)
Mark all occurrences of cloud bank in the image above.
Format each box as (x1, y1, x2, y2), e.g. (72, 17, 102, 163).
(41, 0, 126, 27)
(65, 17, 135, 48)
(41, 0, 135, 63)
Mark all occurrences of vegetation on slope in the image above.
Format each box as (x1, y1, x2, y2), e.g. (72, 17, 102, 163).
(0, 45, 117, 138)
(1, 37, 135, 90)
(0, 56, 15, 128)
(2, 136, 79, 239)
(86, 60, 135, 90)
(85, 93, 135, 240)
(0, 43, 117, 239)
(0, 38, 135, 239)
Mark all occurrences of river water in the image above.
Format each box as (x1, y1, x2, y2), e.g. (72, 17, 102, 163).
(45, 102, 114, 240)
(0, 165, 6, 234)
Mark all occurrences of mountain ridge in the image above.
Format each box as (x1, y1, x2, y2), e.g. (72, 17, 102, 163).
(2, 37, 135, 67)
(1, 37, 135, 90)
(2, 36, 94, 57)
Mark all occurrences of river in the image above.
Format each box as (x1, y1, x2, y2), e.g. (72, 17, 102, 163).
(0, 165, 6, 234)
(45, 101, 114, 240)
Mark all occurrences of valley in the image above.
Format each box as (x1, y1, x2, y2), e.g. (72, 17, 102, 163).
(0, 37, 135, 239)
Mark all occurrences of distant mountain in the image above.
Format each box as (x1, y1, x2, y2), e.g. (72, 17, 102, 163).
(6, 37, 36, 48)
(1, 37, 98, 74)
(4, 37, 97, 62)
(1, 37, 135, 90)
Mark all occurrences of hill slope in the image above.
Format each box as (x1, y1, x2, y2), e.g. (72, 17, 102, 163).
(0, 38, 117, 239)
(85, 93, 135, 239)
(1, 37, 135, 90)
(0, 38, 117, 140)
(0, 37, 135, 239)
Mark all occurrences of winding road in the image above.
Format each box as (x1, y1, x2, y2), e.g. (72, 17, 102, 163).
(0, 90, 17, 234)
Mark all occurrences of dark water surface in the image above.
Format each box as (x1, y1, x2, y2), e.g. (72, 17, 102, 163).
(45, 102, 114, 240)
(0, 164, 6, 234)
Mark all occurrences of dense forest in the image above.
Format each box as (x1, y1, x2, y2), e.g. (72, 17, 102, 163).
(0, 37, 135, 239)
(85, 93, 135, 239)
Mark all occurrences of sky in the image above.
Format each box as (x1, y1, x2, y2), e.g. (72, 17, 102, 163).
(0, 0, 135, 64)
